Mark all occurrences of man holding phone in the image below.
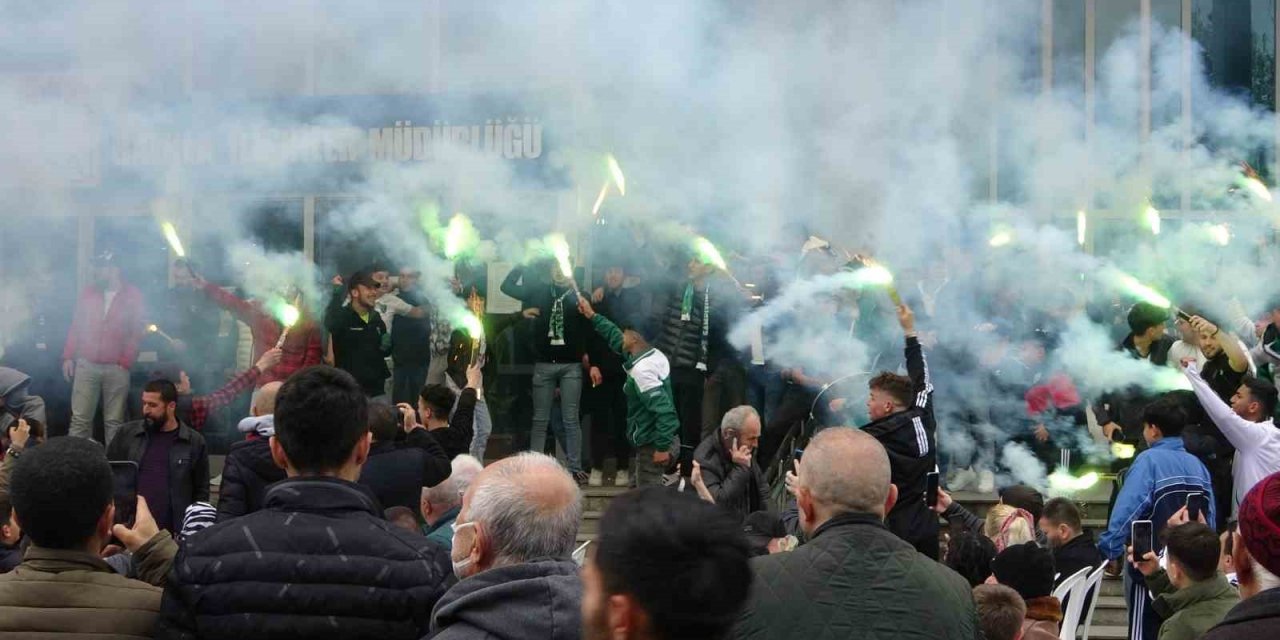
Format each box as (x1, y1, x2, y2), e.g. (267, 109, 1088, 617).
(107, 379, 210, 535)
(693, 405, 768, 522)
(1099, 397, 1216, 640)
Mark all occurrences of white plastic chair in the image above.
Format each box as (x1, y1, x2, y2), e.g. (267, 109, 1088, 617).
(1075, 562, 1108, 640)
(1053, 566, 1090, 640)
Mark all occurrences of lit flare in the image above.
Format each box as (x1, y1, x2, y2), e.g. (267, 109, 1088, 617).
(161, 222, 186, 258)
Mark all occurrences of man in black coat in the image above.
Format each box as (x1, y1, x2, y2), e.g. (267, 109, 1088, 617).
(859, 302, 940, 558)
(325, 270, 391, 398)
(733, 428, 978, 640)
(107, 379, 210, 535)
(1039, 497, 1103, 588)
(359, 402, 451, 513)
(694, 405, 768, 523)
(156, 366, 452, 640)
(216, 381, 285, 521)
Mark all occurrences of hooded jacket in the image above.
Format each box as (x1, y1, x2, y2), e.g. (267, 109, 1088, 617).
(429, 558, 583, 640)
(860, 335, 939, 557)
(157, 477, 452, 640)
(0, 367, 45, 435)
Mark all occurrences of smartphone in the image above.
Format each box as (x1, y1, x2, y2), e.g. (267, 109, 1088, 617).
(794, 448, 804, 462)
(109, 461, 140, 530)
(1175, 308, 1192, 322)
(1187, 493, 1209, 523)
(678, 444, 695, 478)
(1131, 520, 1155, 560)
(925, 471, 941, 508)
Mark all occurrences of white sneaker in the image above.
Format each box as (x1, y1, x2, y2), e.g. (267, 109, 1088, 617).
(588, 470, 604, 487)
(661, 472, 680, 487)
(977, 469, 996, 494)
(614, 470, 630, 487)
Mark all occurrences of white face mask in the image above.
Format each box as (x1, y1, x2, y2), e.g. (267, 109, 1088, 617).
(451, 521, 476, 579)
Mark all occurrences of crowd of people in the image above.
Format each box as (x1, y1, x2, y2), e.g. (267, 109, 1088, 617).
(2, 230, 1280, 639)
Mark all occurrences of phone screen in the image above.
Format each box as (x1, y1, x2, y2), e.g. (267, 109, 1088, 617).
(678, 444, 694, 479)
(109, 461, 140, 529)
(925, 471, 941, 507)
(1132, 520, 1154, 559)
(1187, 493, 1209, 523)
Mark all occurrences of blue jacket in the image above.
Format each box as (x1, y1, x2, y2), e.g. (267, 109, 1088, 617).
(1098, 437, 1215, 559)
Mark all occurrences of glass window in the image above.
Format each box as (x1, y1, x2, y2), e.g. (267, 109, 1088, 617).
(315, 196, 392, 278)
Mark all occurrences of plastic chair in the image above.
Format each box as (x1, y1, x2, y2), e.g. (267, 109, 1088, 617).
(1052, 567, 1090, 640)
(1075, 562, 1108, 640)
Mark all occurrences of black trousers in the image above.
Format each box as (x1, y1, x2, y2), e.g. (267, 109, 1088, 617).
(589, 376, 631, 469)
(671, 367, 706, 469)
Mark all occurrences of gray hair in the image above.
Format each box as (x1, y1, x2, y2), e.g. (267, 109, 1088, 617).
(466, 452, 582, 565)
(799, 428, 891, 515)
(720, 405, 760, 434)
(423, 454, 484, 509)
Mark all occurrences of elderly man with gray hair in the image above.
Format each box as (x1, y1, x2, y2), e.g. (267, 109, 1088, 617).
(733, 428, 979, 640)
(693, 405, 769, 522)
(431, 451, 584, 640)
(420, 454, 485, 551)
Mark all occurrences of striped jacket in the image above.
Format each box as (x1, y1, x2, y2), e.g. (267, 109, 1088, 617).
(1099, 436, 1215, 560)
(861, 335, 939, 557)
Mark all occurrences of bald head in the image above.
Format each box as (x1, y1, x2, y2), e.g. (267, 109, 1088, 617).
(462, 452, 582, 567)
(253, 381, 283, 416)
(796, 428, 894, 533)
(422, 455, 484, 520)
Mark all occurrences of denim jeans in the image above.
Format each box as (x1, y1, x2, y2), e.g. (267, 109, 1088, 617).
(746, 364, 784, 425)
(632, 437, 679, 488)
(531, 362, 583, 474)
(446, 376, 493, 462)
(69, 359, 130, 445)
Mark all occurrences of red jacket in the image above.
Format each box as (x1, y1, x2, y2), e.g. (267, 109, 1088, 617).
(62, 284, 146, 369)
(1025, 373, 1082, 416)
(199, 282, 322, 385)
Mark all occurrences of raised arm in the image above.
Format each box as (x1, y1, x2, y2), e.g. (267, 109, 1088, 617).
(898, 304, 932, 410)
(580, 298, 624, 355)
(195, 279, 265, 327)
(1184, 364, 1272, 450)
(500, 265, 531, 302)
(1192, 316, 1249, 373)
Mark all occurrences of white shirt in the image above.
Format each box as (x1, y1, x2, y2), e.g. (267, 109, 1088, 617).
(1185, 364, 1280, 508)
(1169, 340, 1206, 372)
(375, 293, 415, 332)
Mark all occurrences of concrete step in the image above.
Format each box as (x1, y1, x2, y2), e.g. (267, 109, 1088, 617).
(1085, 624, 1127, 640)
(1090, 595, 1128, 627)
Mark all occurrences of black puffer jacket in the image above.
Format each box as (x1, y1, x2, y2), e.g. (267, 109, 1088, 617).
(156, 477, 452, 640)
(733, 512, 978, 640)
(693, 432, 769, 522)
(216, 438, 285, 521)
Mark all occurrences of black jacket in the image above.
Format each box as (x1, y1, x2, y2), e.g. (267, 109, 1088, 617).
(156, 477, 452, 640)
(1052, 531, 1103, 588)
(1202, 587, 1280, 640)
(429, 559, 583, 640)
(860, 336, 939, 557)
(652, 277, 736, 372)
(325, 288, 391, 396)
(107, 421, 210, 535)
(694, 432, 769, 522)
(1095, 333, 1176, 443)
(216, 438, 285, 521)
(431, 387, 478, 460)
(389, 289, 432, 366)
(733, 512, 978, 640)
(500, 266, 588, 364)
(359, 427, 451, 513)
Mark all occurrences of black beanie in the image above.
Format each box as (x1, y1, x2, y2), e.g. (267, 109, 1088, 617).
(991, 542, 1055, 600)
